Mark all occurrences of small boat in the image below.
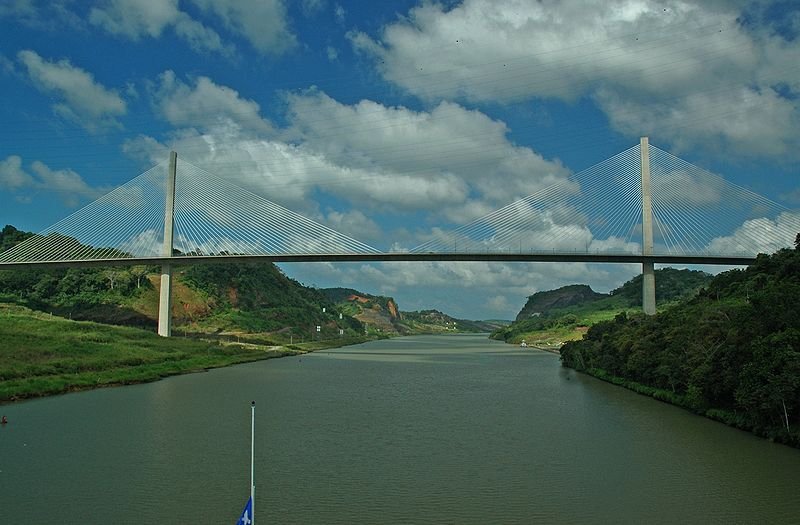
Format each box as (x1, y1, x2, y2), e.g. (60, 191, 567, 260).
(520, 340, 527, 348)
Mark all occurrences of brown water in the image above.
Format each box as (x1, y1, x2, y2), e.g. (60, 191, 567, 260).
(1, 334, 799, 523)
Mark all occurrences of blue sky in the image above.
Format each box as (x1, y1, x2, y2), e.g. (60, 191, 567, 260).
(1, 0, 798, 319)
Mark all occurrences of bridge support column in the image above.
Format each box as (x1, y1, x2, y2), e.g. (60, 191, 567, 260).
(158, 264, 172, 336)
(642, 261, 656, 315)
(158, 151, 177, 337)
(640, 137, 656, 315)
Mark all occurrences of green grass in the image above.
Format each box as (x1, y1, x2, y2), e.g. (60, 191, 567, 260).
(0, 303, 294, 402)
(497, 295, 635, 347)
(496, 294, 687, 348)
(0, 303, 376, 402)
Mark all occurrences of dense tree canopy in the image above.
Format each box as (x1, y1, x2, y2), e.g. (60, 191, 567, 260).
(561, 244, 800, 446)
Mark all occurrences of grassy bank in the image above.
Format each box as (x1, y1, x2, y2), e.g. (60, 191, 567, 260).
(0, 304, 367, 403)
(495, 295, 636, 347)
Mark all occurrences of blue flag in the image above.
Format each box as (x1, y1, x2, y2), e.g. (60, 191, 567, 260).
(236, 496, 253, 525)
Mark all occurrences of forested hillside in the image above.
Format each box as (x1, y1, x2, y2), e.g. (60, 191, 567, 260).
(180, 264, 362, 336)
(0, 225, 363, 338)
(492, 268, 712, 346)
(560, 244, 800, 446)
(514, 284, 605, 321)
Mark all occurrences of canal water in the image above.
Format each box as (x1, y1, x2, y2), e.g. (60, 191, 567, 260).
(1, 334, 799, 523)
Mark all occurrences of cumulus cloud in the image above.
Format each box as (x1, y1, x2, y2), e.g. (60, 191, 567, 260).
(0, 0, 85, 31)
(17, 49, 126, 131)
(89, 0, 233, 56)
(284, 89, 571, 219)
(351, 0, 800, 159)
(323, 209, 383, 242)
(130, 77, 572, 236)
(189, 0, 296, 55)
(124, 126, 348, 213)
(650, 168, 725, 205)
(149, 71, 274, 135)
(0, 155, 106, 206)
(596, 86, 800, 158)
(130, 76, 695, 271)
(89, 0, 180, 39)
(172, 13, 233, 56)
(0, 155, 35, 190)
(706, 212, 800, 255)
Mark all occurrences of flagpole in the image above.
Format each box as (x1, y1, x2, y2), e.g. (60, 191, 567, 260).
(251, 400, 255, 525)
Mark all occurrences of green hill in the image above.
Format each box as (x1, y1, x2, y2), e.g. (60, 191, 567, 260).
(492, 268, 712, 347)
(321, 287, 401, 335)
(0, 226, 363, 341)
(560, 245, 800, 447)
(515, 284, 606, 321)
(1, 225, 497, 341)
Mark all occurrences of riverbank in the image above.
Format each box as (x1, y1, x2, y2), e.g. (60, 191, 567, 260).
(527, 343, 561, 355)
(0, 304, 369, 403)
(568, 365, 799, 448)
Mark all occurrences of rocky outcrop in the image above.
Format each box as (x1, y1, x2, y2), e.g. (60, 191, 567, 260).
(515, 284, 604, 321)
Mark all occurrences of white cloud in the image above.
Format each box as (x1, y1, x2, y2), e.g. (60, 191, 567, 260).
(596, 86, 800, 158)
(284, 89, 571, 219)
(125, 126, 330, 212)
(17, 49, 126, 131)
(89, 0, 233, 56)
(150, 71, 274, 135)
(89, 0, 180, 39)
(0, 0, 85, 31)
(706, 212, 800, 255)
(323, 209, 382, 242)
(118, 229, 161, 257)
(172, 12, 234, 56)
(351, 0, 800, 159)
(486, 295, 512, 315)
(589, 236, 640, 254)
(326, 45, 339, 61)
(0, 0, 36, 18)
(30, 161, 107, 207)
(189, 0, 296, 55)
(0, 155, 106, 207)
(334, 4, 345, 24)
(650, 168, 724, 205)
(0, 155, 35, 190)
(131, 80, 571, 233)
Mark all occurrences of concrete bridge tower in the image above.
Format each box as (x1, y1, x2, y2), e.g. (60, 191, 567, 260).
(640, 137, 656, 315)
(158, 151, 177, 337)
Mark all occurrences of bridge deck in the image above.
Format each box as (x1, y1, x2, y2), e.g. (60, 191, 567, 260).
(0, 252, 757, 270)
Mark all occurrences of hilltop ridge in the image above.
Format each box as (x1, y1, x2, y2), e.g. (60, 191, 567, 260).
(492, 268, 712, 346)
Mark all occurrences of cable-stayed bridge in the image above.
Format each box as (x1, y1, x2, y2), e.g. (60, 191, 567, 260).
(1, 138, 797, 336)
